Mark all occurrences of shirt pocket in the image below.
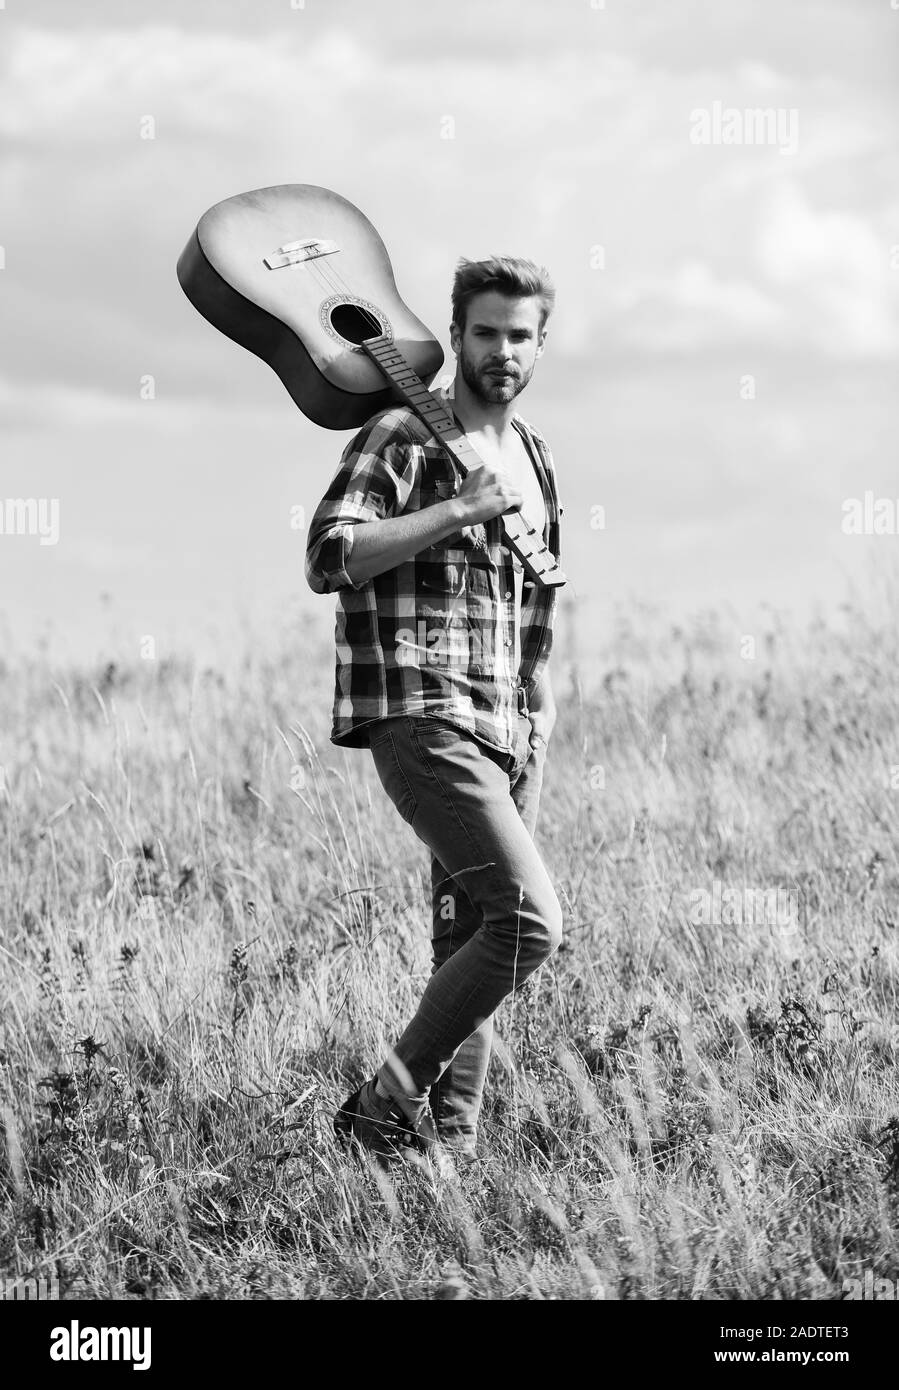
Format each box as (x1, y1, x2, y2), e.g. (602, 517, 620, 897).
(417, 476, 482, 597)
(420, 475, 488, 551)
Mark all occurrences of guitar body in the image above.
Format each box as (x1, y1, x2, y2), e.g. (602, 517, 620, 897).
(177, 183, 444, 429)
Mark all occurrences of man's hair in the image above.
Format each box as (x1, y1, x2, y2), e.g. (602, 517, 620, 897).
(451, 256, 556, 334)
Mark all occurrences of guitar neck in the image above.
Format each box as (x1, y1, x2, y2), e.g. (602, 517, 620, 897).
(361, 334, 566, 589)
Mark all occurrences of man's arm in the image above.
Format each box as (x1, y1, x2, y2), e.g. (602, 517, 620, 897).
(524, 431, 560, 749)
(527, 667, 557, 747)
(305, 409, 523, 594)
(341, 499, 468, 587)
(346, 461, 521, 584)
(304, 412, 420, 595)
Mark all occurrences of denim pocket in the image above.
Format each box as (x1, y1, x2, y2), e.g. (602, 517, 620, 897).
(370, 729, 418, 825)
(368, 721, 394, 750)
(407, 716, 461, 739)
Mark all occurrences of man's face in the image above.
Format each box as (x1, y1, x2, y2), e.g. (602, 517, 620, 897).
(451, 291, 546, 405)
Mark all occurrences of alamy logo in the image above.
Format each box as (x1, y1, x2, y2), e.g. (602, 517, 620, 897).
(841, 493, 899, 535)
(0, 497, 60, 545)
(690, 102, 799, 155)
(687, 879, 800, 929)
(50, 1321, 151, 1370)
(395, 616, 499, 668)
(2, 1273, 59, 1299)
(842, 1272, 898, 1300)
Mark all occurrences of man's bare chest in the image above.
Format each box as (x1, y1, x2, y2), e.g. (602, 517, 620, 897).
(468, 431, 547, 538)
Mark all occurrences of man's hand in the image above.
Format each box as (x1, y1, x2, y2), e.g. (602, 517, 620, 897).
(526, 671, 556, 751)
(456, 462, 523, 525)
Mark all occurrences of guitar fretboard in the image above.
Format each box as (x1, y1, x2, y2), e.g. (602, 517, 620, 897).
(362, 334, 565, 588)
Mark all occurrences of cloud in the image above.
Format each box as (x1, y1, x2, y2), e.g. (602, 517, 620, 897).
(0, 14, 895, 408)
(756, 179, 896, 357)
(0, 27, 369, 141)
(0, 374, 283, 430)
(594, 179, 895, 361)
(610, 260, 786, 352)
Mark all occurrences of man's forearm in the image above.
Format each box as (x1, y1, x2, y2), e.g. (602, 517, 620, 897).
(528, 667, 554, 710)
(343, 498, 469, 586)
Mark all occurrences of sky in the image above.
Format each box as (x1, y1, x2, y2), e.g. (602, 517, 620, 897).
(1, 0, 897, 668)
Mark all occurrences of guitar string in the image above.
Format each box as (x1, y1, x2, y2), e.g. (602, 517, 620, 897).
(307, 255, 390, 342)
(310, 254, 384, 338)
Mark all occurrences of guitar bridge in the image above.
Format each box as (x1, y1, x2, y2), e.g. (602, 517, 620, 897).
(264, 238, 339, 269)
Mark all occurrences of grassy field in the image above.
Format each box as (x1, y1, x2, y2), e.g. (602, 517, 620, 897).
(1, 596, 898, 1301)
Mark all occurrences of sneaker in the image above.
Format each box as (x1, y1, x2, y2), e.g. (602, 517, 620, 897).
(431, 1122, 479, 1166)
(440, 1140, 479, 1169)
(334, 1078, 437, 1164)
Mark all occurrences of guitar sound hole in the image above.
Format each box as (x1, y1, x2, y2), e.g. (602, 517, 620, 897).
(329, 302, 385, 344)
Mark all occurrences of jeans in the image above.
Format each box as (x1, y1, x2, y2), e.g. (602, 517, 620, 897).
(368, 711, 563, 1149)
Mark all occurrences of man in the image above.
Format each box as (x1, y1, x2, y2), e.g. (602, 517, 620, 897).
(305, 256, 564, 1164)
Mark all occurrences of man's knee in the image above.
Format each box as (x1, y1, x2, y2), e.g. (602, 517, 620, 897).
(536, 894, 564, 960)
(512, 889, 563, 966)
(443, 864, 562, 965)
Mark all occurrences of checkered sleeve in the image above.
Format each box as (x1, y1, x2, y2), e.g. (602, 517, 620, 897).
(304, 410, 419, 594)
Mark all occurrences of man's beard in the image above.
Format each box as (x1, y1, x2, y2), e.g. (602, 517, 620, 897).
(458, 346, 533, 405)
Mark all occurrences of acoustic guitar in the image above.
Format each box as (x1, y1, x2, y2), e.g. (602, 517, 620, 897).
(176, 183, 565, 588)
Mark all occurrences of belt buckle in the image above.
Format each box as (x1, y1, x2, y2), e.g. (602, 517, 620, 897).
(516, 683, 528, 715)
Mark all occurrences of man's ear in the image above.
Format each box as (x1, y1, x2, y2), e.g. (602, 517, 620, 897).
(535, 330, 548, 358)
(449, 321, 462, 355)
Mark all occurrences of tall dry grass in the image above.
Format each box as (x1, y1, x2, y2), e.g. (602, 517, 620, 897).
(1, 596, 898, 1299)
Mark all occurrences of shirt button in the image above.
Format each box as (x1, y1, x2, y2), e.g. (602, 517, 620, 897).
(504, 590, 512, 600)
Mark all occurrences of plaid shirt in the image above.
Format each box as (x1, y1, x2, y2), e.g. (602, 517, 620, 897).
(305, 395, 562, 754)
